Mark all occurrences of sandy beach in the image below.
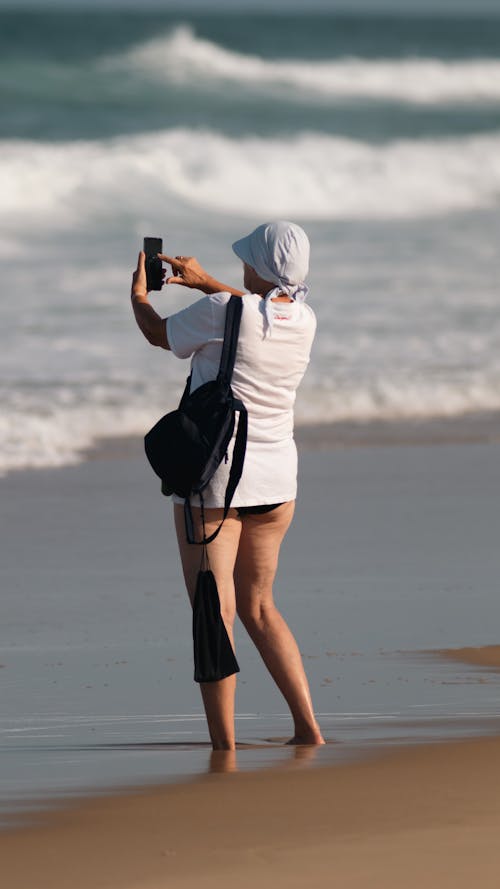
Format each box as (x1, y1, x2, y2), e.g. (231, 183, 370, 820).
(439, 645, 500, 671)
(2, 730, 500, 889)
(2, 429, 500, 885)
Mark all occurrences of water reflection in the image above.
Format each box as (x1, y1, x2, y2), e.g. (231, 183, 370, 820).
(207, 740, 322, 774)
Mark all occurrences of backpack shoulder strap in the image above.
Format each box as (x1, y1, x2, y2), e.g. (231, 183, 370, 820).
(217, 296, 243, 385)
(179, 374, 192, 407)
(183, 399, 248, 546)
(183, 296, 247, 546)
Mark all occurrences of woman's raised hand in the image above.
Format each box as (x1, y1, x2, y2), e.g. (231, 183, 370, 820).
(158, 254, 210, 290)
(131, 250, 148, 296)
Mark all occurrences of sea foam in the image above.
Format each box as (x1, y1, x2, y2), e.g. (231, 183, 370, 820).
(3, 371, 500, 476)
(2, 128, 500, 224)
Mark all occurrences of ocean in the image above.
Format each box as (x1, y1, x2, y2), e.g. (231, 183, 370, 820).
(1, 8, 500, 472)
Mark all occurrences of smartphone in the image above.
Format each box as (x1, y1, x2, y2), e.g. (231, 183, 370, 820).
(143, 237, 163, 291)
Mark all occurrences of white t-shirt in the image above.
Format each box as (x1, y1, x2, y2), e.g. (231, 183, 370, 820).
(166, 291, 316, 508)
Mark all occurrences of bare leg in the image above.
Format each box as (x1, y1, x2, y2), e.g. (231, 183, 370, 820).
(174, 504, 242, 751)
(234, 502, 324, 745)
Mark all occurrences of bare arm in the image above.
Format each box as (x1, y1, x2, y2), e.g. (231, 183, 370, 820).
(130, 250, 244, 349)
(130, 252, 170, 349)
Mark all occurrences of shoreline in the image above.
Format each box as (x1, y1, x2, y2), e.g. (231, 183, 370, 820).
(2, 727, 500, 888)
(2, 644, 499, 824)
(297, 410, 500, 450)
(2, 408, 500, 482)
(0, 408, 492, 479)
(83, 409, 500, 465)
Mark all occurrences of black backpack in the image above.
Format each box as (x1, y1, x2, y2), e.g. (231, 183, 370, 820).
(144, 296, 248, 545)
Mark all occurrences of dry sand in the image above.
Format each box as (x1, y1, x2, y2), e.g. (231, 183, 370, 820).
(2, 724, 500, 889)
(439, 645, 500, 671)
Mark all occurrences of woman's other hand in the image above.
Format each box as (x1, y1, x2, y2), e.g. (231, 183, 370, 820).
(131, 250, 148, 296)
(131, 251, 166, 296)
(130, 252, 169, 348)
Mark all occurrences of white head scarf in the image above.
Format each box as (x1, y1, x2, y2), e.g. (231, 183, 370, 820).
(232, 220, 310, 335)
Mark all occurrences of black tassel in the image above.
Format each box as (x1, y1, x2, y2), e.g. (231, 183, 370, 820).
(192, 567, 240, 683)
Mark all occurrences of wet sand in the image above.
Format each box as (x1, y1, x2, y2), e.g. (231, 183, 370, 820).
(2, 731, 500, 889)
(2, 431, 500, 883)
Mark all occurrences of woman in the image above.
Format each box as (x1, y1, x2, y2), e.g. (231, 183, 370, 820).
(131, 220, 324, 750)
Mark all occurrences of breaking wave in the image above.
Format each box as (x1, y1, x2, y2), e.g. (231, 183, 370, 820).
(106, 25, 500, 105)
(3, 128, 500, 224)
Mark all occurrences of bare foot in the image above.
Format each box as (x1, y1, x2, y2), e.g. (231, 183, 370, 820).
(286, 731, 325, 746)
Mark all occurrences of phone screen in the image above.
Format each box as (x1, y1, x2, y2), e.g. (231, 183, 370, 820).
(143, 237, 162, 257)
(143, 237, 163, 291)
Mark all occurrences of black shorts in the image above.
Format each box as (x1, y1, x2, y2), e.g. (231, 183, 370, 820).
(235, 503, 284, 517)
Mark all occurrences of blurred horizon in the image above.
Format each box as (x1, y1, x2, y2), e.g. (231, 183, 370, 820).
(2, 0, 500, 13)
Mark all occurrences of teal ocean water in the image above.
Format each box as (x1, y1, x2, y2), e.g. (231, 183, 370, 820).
(1, 9, 500, 470)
